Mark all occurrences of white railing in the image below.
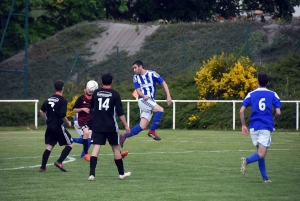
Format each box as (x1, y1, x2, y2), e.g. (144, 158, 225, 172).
(1, 99, 299, 130)
(0, 100, 39, 129)
(123, 100, 300, 130)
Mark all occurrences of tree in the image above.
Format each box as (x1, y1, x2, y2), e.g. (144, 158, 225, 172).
(130, 0, 216, 22)
(216, 0, 300, 22)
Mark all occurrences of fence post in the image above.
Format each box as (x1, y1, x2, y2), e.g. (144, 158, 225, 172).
(183, 36, 187, 69)
(245, 23, 249, 57)
(116, 45, 120, 84)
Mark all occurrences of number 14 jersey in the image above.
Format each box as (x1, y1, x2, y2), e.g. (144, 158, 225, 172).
(242, 88, 281, 131)
(91, 87, 125, 132)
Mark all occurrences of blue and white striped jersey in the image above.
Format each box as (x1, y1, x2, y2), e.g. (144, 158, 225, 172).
(133, 70, 164, 100)
(242, 88, 281, 131)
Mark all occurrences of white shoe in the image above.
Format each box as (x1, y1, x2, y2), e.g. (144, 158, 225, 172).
(119, 172, 131, 180)
(88, 175, 95, 181)
(240, 157, 247, 175)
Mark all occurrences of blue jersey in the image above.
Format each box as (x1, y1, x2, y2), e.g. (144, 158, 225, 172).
(242, 88, 281, 131)
(133, 70, 164, 100)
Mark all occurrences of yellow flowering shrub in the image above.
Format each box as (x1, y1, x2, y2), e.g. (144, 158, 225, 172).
(194, 52, 257, 111)
(67, 95, 79, 119)
(187, 114, 200, 129)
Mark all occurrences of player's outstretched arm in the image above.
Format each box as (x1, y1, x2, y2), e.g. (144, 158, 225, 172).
(162, 82, 172, 105)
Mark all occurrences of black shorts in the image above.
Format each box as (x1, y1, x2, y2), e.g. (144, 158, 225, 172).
(91, 131, 119, 146)
(45, 125, 73, 146)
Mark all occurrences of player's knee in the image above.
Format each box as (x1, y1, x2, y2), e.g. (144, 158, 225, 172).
(140, 124, 147, 130)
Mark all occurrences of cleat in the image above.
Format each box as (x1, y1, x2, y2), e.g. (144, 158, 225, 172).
(121, 151, 129, 159)
(84, 154, 90, 162)
(119, 172, 131, 180)
(88, 175, 95, 181)
(263, 179, 272, 183)
(54, 161, 67, 172)
(240, 157, 247, 175)
(39, 168, 47, 172)
(119, 134, 126, 148)
(148, 130, 161, 141)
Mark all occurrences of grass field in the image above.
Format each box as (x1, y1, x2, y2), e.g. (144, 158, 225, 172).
(0, 129, 299, 201)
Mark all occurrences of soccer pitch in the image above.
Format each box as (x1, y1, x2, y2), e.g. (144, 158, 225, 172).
(0, 129, 299, 201)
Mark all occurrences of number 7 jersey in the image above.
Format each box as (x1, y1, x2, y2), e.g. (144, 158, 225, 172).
(91, 87, 125, 132)
(40, 94, 68, 126)
(242, 88, 282, 131)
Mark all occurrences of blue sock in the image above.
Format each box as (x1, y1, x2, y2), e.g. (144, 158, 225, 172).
(81, 138, 91, 157)
(258, 158, 268, 180)
(246, 153, 260, 164)
(73, 138, 83, 144)
(150, 111, 163, 131)
(124, 125, 143, 138)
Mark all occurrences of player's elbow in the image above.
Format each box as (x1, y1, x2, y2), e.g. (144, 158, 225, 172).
(276, 109, 281, 116)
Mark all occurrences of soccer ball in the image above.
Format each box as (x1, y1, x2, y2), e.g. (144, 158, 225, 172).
(86, 80, 98, 92)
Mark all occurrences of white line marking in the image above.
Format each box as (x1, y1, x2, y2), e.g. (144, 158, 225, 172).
(0, 156, 76, 171)
(1, 148, 298, 160)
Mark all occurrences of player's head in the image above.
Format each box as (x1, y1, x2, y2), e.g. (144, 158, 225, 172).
(102, 73, 113, 86)
(84, 82, 93, 96)
(257, 72, 269, 87)
(54, 80, 64, 92)
(132, 60, 144, 75)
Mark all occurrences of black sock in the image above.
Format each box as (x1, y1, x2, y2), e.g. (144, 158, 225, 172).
(41, 149, 51, 169)
(114, 159, 124, 175)
(57, 146, 72, 163)
(90, 156, 98, 176)
(83, 139, 88, 154)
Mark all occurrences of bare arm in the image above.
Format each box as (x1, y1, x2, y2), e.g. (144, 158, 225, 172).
(239, 106, 248, 135)
(136, 88, 148, 100)
(40, 110, 47, 122)
(274, 108, 281, 122)
(119, 115, 130, 134)
(62, 116, 72, 127)
(73, 108, 90, 113)
(162, 82, 172, 105)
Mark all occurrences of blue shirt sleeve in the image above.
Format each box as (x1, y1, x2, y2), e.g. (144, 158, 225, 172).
(273, 92, 281, 108)
(152, 71, 164, 84)
(242, 93, 251, 107)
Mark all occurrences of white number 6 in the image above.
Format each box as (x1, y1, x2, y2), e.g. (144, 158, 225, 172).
(259, 98, 266, 111)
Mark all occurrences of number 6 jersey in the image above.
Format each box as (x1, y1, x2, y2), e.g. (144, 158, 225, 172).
(91, 87, 125, 132)
(242, 88, 282, 131)
(40, 94, 68, 126)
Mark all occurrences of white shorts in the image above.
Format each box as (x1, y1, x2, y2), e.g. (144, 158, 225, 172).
(249, 129, 272, 148)
(73, 121, 92, 137)
(138, 98, 157, 121)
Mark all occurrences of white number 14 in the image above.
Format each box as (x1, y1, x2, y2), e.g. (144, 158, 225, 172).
(98, 98, 110, 110)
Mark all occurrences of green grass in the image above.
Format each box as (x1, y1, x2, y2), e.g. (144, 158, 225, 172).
(0, 129, 299, 201)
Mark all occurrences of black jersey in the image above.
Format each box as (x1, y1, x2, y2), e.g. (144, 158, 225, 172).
(40, 94, 68, 126)
(91, 87, 124, 132)
(72, 94, 93, 127)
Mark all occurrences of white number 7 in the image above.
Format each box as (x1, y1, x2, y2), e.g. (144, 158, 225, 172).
(48, 101, 55, 111)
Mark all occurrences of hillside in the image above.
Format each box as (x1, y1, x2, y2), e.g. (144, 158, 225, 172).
(0, 19, 300, 100)
(1, 19, 300, 129)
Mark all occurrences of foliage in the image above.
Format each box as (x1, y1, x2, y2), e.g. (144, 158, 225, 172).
(216, 0, 300, 22)
(66, 94, 79, 119)
(194, 52, 257, 111)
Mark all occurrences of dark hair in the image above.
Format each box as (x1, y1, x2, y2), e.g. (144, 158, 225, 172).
(258, 72, 269, 87)
(54, 80, 64, 91)
(132, 60, 144, 68)
(102, 73, 113, 85)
